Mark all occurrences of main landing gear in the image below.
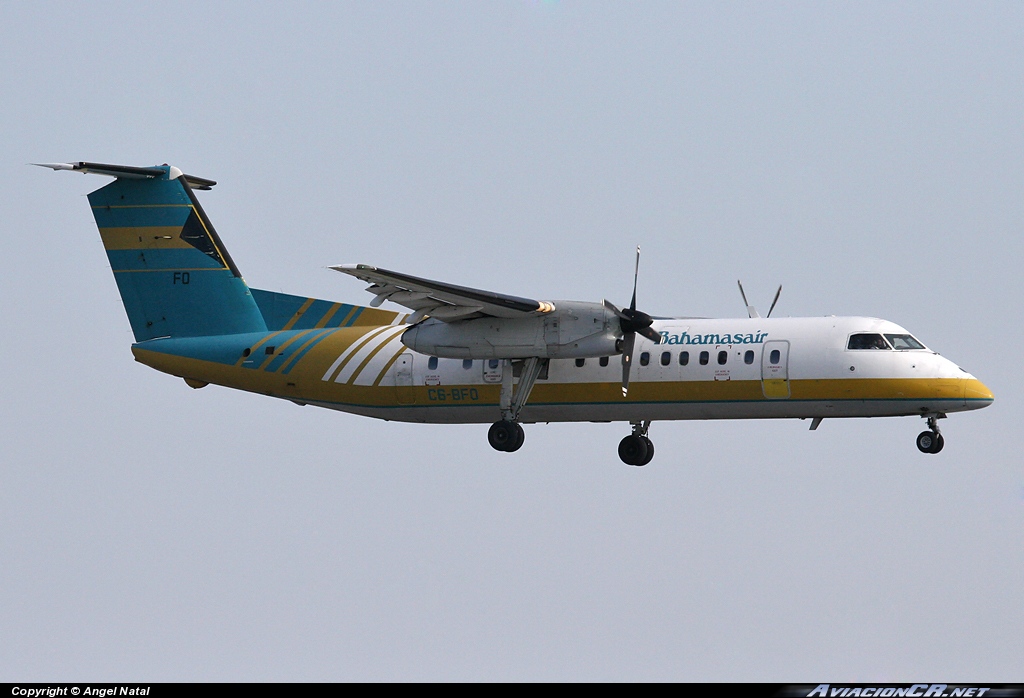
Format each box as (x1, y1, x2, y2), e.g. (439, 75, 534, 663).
(916, 413, 945, 454)
(618, 420, 655, 466)
(488, 357, 544, 454)
(488, 420, 525, 452)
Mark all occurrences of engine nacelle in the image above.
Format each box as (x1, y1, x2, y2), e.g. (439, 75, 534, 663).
(401, 301, 622, 359)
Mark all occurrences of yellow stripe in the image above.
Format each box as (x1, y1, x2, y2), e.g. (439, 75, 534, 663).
(257, 329, 314, 370)
(327, 326, 395, 383)
(188, 206, 231, 271)
(351, 307, 402, 326)
(234, 330, 287, 367)
(98, 226, 192, 250)
(276, 328, 334, 374)
(112, 267, 227, 273)
(314, 303, 344, 328)
(348, 331, 404, 384)
(282, 297, 316, 331)
(336, 306, 359, 328)
(372, 346, 408, 387)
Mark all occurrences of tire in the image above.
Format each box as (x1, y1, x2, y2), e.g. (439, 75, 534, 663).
(640, 436, 655, 465)
(618, 434, 649, 466)
(506, 423, 525, 453)
(488, 420, 518, 452)
(930, 433, 944, 454)
(916, 431, 937, 454)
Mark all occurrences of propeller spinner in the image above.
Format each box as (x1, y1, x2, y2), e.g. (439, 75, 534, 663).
(604, 246, 661, 397)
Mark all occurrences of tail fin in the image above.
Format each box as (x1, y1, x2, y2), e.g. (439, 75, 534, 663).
(51, 162, 268, 341)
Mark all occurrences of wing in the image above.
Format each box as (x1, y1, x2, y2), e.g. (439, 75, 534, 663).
(330, 264, 555, 323)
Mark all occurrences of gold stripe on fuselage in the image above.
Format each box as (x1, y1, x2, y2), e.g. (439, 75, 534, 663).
(282, 298, 316, 331)
(326, 326, 395, 383)
(314, 303, 344, 328)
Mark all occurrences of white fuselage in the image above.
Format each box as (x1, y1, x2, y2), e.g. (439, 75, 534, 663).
(302, 315, 990, 424)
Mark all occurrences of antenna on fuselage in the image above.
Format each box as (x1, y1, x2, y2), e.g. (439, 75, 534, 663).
(737, 280, 760, 318)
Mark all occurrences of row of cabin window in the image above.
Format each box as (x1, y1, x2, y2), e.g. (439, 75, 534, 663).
(574, 349, 760, 368)
(426, 349, 769, 372)
(426, 357, 507, 370)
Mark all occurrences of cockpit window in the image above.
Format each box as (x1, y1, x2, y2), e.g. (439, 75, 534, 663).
(884, 334, 926, 350)
(847, 333, 892, 350)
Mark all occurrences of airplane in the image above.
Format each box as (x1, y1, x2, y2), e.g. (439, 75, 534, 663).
(39, 161, 993, 465)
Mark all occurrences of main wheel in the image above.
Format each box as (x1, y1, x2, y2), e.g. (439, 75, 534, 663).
(618, 434, 650, 466)
(640, 436, 655, 465)
(916, 430, 939, 454)
(505, 423, 525, 453)
(488, 420, 518, 452)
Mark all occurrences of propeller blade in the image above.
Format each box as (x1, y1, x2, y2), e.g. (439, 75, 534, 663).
(738, 280, 760, 318)
(638, 325, 663, 343)
(603, 298, 628, 320)
(630, 246, 640, 311)
(737, 280, 749, 307)
(620, 332, 636, 397)
(766, 284, 782, 318)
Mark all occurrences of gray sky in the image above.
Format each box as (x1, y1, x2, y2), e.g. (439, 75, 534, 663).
(1, 1, 1021, 681)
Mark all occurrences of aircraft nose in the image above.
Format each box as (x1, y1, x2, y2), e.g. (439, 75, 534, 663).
(963, 378, 994, 408)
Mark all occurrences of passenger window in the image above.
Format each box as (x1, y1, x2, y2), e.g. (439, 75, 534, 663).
(699, 351, 709, 365)
(428, 356, 438, 370)
(717, 350, 728, 365)
(640, 352, 650, 366)
(462, 359, 473, 369)
(661, 351, 671, 366)
(488, 359, 500, 369)
(575, 358, 585, 367)
(679, 351, 689, 366)
(770, 349, 781, 364)
(848, 333, 891, 350)
(744, 350, 754, 365)
(599, 356, 609, 367)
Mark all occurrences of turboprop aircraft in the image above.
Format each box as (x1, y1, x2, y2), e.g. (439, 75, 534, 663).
(41, 161, 993, 465)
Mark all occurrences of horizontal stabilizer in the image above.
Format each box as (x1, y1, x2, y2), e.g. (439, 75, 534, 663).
(34, 161, 216, 189)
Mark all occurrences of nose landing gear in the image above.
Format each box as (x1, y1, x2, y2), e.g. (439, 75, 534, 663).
(916, 414, 945, 454)
(619, 421, 655, 466)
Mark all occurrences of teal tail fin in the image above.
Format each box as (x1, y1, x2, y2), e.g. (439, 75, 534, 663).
(70, 163, 268, 341)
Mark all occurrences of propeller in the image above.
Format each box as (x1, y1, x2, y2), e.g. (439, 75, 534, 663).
(604, 246, 662, 397)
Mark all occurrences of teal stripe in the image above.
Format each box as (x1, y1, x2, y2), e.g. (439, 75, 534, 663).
(343, 307, 364, 326)
(264, 330, 316, 372)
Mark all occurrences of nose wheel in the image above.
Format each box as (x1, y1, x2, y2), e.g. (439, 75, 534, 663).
(916, 414, 945, 454)
(488, 419, 525, 452)
(619, 421, 655, 466)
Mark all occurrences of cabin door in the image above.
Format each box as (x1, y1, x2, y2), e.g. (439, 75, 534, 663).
(395, 354, 415, 405)
(761, 340, 791, 399)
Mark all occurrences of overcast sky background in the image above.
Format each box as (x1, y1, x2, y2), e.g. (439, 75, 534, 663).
(1, 1, 1021, 681)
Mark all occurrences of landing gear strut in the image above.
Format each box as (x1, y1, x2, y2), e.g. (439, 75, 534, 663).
(619, 421, 655, 466)
(916, 413, 945, 454)
(487, 358, 544, 453)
